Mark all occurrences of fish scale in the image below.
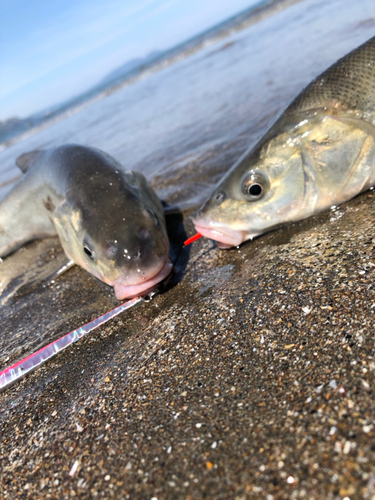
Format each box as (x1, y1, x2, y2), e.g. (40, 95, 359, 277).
(289, 37, 375, 119)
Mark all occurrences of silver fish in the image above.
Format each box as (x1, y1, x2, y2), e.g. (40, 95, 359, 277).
(194, 36, 375, 247)
(0, 145, 172, 298)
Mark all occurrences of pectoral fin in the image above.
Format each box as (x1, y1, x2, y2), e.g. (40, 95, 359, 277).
(0, 173, 56, 258)
(16, 150, 45, 173)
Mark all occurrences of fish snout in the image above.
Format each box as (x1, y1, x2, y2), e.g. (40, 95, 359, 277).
(193, 216, 246, 248)
(127, 240, 158, 262)
(105, 241, 150, 262)
(112, 255, 173, 299)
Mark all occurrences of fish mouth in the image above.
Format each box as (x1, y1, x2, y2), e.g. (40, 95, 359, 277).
(193, 219, 246, 248)
(112, 259, 173, 300)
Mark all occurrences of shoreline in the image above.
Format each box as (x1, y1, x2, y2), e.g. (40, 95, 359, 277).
(0, 0, 304, 152)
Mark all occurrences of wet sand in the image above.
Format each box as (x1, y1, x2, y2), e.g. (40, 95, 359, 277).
(2, 0, 375, 498)
(2, 194, 375, 499)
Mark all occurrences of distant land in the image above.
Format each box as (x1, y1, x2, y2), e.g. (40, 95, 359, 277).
(0, 49, 164, 145)
(100, 50, 163, 87)
(0, 0, 294, 146)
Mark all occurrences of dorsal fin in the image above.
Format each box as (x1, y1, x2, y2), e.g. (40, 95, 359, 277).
(16, 150, 44, 173)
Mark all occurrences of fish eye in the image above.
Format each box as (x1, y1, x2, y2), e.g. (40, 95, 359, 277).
(241, 172, 268, 201)
(146, 207, 161, 228)
(83, 242, 95, 261)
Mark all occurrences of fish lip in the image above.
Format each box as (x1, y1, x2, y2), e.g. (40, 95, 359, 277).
(193, 219, 245, 248)
(112, 260, 173, 300)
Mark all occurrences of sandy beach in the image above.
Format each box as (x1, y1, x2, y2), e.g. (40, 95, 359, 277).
(1, 0, 375, 498)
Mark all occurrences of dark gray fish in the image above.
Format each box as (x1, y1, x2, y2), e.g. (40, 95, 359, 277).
(194, 36, 375, 247)
(0, 145, 171, 298)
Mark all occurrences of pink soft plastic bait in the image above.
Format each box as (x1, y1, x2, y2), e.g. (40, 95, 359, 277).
(0, 233, 204, 392)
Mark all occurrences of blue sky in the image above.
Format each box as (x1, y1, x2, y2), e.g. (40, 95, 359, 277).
(0, 0, 259, 121)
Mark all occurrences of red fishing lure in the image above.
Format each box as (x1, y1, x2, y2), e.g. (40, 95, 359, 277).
(184, 233, 202, 246)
